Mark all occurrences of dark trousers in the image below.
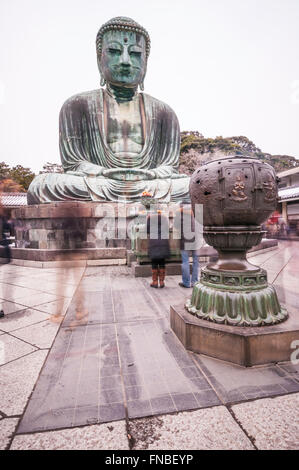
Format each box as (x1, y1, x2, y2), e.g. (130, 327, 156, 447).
(0, 239, 11, 264)
(151, 259, 165, 269)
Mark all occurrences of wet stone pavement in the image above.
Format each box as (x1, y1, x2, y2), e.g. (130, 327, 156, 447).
(15, 242, 299, 434)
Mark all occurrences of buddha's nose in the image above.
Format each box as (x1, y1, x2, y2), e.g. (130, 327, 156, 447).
(120, 48, 131, 66)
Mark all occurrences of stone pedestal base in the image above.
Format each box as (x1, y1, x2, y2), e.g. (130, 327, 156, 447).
(170, 303, 299, 366)
(186, 266, 288, 326)
(9, 201, 141, 267)
(13, 201, 141, 250)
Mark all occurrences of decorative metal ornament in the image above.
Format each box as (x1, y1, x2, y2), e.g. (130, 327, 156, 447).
(186, 155, 288, 327)
(100, 76, 106, 87)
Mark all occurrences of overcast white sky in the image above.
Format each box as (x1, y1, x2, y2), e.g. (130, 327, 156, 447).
(1, 0, 299, 173)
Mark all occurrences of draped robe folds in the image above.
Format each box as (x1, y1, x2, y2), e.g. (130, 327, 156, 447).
(27, 89, 190, 204)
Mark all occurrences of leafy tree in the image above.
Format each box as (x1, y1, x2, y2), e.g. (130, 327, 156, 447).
(0, 162, 11, 180)
(179, 131, 299, 174)
(9, 165, 35, 190)
(0, 178, 25, 193)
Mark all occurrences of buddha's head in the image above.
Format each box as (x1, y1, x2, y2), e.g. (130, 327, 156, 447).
(96, 17, 150, 90)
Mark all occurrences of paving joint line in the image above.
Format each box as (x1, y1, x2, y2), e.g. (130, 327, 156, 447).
(0, 348, 41, 370)
(226, 405, 258, 450)
(9, 266, 88, 448)
(188, 354, 226, 406)
(4, 319, 60, 345)
(61, 315, 168, 329)
(189, 354, 293, 450)
(271, 253, 294, 284)
(110, 276, 132, 450)
(3, 317, 55, 336)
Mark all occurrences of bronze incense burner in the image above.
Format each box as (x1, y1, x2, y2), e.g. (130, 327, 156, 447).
(186, 155, 287, 326)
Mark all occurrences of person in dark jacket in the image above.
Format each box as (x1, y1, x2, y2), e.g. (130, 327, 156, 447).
(147, 209, 170, 288)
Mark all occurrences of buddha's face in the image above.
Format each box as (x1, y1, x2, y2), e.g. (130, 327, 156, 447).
(99, 30, 147, 88)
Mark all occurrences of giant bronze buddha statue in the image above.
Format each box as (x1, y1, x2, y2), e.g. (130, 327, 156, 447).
(27, 17, 190, 204)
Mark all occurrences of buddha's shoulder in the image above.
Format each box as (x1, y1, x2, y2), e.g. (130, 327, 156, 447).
(61, 89, 100, 109)
(142, 93, 178, 117)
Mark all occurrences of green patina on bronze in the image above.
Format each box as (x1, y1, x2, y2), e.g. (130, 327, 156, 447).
(186, 156, 288, 327)
(27, 16, 190, 204)
(185, 267, 287, 326)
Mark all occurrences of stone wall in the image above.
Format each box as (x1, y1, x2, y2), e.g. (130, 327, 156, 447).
(12, 201, 142, 251)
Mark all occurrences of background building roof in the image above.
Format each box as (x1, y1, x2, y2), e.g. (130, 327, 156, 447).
(278, 186, 299, 201)
(0, 193, 27, 206)
(277, 167, 299, 178)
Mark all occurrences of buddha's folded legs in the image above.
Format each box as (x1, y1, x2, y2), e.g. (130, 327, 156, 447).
(27, 173, 190, 205)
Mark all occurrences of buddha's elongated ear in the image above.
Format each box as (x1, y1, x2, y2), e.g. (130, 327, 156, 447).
(139, 64, 147, 91)
(97, 53, 106, 87)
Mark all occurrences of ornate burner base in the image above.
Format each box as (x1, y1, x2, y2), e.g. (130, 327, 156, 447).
(186, 266, 288, 327)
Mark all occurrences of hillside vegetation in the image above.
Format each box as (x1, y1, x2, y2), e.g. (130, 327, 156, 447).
(179, 132, 299, 175)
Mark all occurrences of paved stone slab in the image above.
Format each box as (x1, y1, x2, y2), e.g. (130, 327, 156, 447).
(278, 362, 299, 381)
(118, 319, 220, 419)
(232, 393, 299, 449)
(38, 282, 78, 298)
(129, 407, 254, 450)
(12, 320, 60, 349)
(274, 284, 299, 310)
(4, 278, 77, 295)
(0, 285, 43, 302)
(0, 334, 37, 365)
(0, 350, 48, 415)
(0, 418, 19, 450)
(15, 292, 62, 309)
(0, 308, 49, 333)
(0, 300, 28, 316)
(11, 420, 129, 450)
(61, 290, 114, 327)
(34, 298, 72, 317)
(62, 269, 188, 327)
(18, 317, 219, 433)
(17, 324, 126, 433)
(138, 275, 189, 315)
(44, 273, 83, 286)
(193, 354, 299, 403)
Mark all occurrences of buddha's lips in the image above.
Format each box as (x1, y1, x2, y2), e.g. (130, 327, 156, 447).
(119, 70, 132, 77)
(113, 65, 141, 76)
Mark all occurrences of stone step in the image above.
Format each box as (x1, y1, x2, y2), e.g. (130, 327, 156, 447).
(8, 247, 127, 262)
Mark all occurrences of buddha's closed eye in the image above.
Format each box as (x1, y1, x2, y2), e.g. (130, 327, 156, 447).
(130, 51, 141, 57)
(108, 48, 121, 55)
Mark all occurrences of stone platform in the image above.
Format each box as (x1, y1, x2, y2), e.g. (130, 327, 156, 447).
(8, 247, 127, 268)
(170, 304, 299, 366)
(13, 201, 141, 251)
(9, 201, 140, 266)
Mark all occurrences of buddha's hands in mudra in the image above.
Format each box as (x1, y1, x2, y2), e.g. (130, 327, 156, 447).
(102, 168, 156, 181)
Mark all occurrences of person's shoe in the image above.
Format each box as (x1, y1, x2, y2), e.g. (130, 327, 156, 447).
(150, 269, 159, 288)
(179, 282, 190, 288)
(0, 310, 5, 318)
(158, 268, 166, 288)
